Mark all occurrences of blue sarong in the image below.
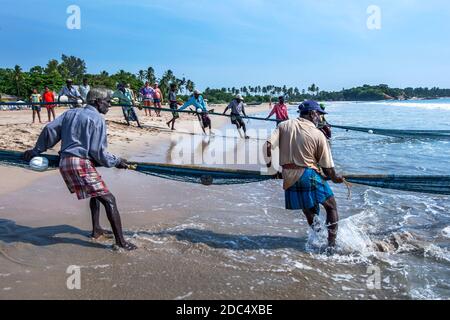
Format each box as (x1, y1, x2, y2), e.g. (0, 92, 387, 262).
(285, 168, 334, 210)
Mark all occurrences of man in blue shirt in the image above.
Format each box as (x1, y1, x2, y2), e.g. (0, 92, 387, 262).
(58, 79, 83, 108)
(179, 90, 212, 135)
(24, 88, 137, 251)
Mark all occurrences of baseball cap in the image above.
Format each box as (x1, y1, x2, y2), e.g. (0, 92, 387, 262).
(298, 100, 327, 114)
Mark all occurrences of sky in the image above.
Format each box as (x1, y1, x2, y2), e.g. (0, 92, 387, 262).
(1, 0, 450, 91)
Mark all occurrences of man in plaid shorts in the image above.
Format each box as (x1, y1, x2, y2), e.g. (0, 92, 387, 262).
(24, 88, 137, 251)
(265, 100, 344, 249)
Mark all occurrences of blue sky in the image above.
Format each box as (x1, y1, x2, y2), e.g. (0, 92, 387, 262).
(1, 0, 449, 90)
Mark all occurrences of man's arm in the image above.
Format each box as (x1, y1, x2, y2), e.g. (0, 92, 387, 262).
(322, 167, 344, 184)
(266, 106, 276, 119)
(89, 119, 121, 168)
(242, 104, 247, 117)
(223, 103, 231, 115)
(24, 114, 64, 160)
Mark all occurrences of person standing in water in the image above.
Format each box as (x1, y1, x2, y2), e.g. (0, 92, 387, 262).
(153, 82, 163, 117)
(43, 86, 56, 122)
(24, 88, 137, 251)
(179, 90, 212, 135)
(223, 94, 249, 139)
(166, 83, 181, 130)
(265, 100, 344, 250)
(318, 103, 332, 140)
(267, 96, 289, 126)
(30, 88, 43, 124)
(139, 82, 155, 117)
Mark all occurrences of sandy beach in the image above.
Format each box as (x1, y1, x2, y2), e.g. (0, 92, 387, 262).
(2, 103, 361, 300)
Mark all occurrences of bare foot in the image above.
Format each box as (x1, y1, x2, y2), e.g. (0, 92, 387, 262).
(91, 229, 113, 240)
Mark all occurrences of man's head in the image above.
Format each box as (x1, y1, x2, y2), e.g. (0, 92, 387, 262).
(154, 82, 159, 88)
(236, 94, 244, 102)
(278, 96, 285, 104)
(44, 86, 49, 92)
(170, 83, 177, 91)
(117, 82, 126, 93)
(33, 88, 38, 94)
(66, 79, 73, 87)
(299, 100, 327, 126)
(86, 88, 112, 115)
(194, 89, 201, 98)
(126, 83, 131, 89)
(145, 81, 150, 87)
(83, 78, 88, 86)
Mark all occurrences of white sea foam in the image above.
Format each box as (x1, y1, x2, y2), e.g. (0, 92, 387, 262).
(442, 226, 450, 238)
(365, 101, 450, 111)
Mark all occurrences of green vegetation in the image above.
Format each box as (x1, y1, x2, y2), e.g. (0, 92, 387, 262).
(1, 55, 450, 103)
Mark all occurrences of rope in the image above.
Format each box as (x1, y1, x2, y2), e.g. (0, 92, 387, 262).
(0, 101, 279, 123)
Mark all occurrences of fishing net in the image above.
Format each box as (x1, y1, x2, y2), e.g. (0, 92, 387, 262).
(1, 149, 449, 194)
(332, 125, 450, 139)
(345, 175, 450, 195)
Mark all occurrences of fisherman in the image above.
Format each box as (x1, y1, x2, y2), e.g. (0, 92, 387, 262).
(265, 100, 344, 249)
(267, 96, 289, 126)
(23, 88, 137, 251)
(30, 88, 42, 124)
(43, 86, 56, 122)
(58, 79, 83, 108)
(166, 83, 181, 130)
(112, 82, 142, 128)
(79, 78, 90, 102)
(223, 94, 249, 139)
(179, 90, 213, 135)
(139, 82, 155, 117)
(318, 103, 332, 140)
(153, 82, 164, 117)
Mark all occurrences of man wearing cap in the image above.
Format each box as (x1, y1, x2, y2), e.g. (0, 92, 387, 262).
(58, 79, 83, 108)
(223, 94, 249, 139)
(179, 90, 212, 135)
(267, 96, 289, 126)
(23, 88, 137, 251)
(265, 100, 344, 249)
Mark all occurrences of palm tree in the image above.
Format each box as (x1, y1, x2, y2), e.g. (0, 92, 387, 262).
(186, 80, 195, 94)
(145, 67, 156, 84)
(137, 70, 145, 82)
(308, 84, 317, 95)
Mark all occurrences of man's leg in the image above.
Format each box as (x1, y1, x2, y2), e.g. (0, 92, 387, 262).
(51, 108, 56, 121)
(89, 197, 112, 239)
(97, 193, 137, 250)
(47, 109, 51, 122)
(322, 196, 339, 247)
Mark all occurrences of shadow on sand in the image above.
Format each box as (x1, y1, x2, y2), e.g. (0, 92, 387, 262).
(0, 219, 106, 249)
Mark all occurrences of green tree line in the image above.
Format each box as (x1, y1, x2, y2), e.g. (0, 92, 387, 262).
(1, 55, 450, 103)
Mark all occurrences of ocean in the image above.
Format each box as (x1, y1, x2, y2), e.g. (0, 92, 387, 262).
(153, 98, 450, 299)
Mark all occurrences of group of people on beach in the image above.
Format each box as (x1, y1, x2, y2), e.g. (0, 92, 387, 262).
(29, 78, 89, 123)
(23, 81, 342, 252)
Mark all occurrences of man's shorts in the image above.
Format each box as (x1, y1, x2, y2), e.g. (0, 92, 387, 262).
(285, 168, 334, 210)
(59, 157, 110, 200)
(231, 114, 245, 128)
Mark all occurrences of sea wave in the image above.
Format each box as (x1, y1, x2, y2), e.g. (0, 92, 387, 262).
(364, 101, 450, 110)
